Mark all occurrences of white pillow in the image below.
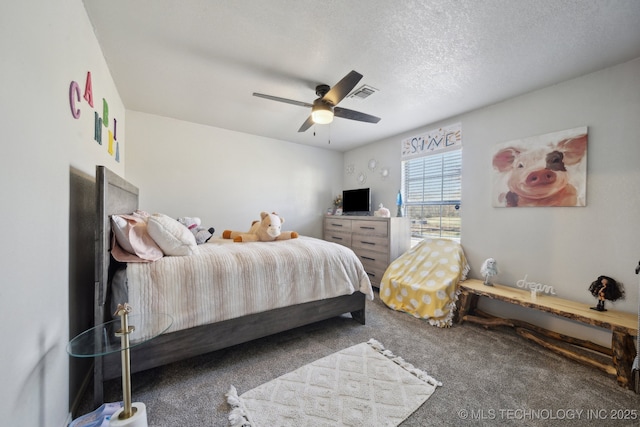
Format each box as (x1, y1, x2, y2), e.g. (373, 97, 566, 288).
(147, 213, 199, 256)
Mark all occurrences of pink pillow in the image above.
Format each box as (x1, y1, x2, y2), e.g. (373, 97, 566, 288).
(111, 214, 163, 262)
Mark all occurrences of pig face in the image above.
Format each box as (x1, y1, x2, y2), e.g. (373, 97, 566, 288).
(493, 134, 587, 206)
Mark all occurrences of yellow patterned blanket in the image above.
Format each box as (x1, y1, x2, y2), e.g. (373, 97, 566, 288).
(380, 238, 469, 327)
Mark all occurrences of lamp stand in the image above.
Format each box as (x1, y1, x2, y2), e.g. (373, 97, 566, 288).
(111, 304, 148, 427)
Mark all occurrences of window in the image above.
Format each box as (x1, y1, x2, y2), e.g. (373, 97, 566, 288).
(401, 149, 462, 241)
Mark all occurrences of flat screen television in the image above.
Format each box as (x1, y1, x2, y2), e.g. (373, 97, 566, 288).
(342, 188, 371, 215)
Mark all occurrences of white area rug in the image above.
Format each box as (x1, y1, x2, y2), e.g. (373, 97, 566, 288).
(226, 339, 441, 427)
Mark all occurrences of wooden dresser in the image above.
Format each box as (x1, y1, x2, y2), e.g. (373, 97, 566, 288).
(323, 215, 410, 287)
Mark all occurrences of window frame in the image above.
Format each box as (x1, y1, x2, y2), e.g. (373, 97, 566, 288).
(401, 148, 462, 241)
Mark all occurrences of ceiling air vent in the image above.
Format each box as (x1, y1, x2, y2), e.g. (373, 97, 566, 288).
(348, 84, 378, 100)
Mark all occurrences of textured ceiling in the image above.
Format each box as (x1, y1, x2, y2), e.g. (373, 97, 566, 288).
(83, 0, 640, 151)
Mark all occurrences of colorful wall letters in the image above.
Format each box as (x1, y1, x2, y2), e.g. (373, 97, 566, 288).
(69, 71, 120, 162)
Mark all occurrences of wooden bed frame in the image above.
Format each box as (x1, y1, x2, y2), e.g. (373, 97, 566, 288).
(93, 166, 367, 404)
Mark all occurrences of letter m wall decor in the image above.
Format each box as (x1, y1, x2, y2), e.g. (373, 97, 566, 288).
(492, 127, 588, 207)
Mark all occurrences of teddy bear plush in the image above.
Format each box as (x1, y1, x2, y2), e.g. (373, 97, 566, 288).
(222, 211, 298, 242)
(177, 216, 215, 244)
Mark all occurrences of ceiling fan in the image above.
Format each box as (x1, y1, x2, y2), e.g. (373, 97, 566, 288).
(253, 70, 381, 132)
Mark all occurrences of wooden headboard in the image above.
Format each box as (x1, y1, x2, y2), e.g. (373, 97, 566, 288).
(94, 166, 139, 403)
(94, 166, 139, 325)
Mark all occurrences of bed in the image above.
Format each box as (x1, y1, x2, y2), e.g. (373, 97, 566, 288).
(379, 238, 469, 327)
(93, 166, 373, 404)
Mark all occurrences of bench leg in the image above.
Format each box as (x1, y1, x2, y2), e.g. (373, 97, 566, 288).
(611, 328, 636, 390)
(456, 291, 479, 324)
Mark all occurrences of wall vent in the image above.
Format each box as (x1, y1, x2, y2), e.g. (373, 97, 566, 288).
(348, 84, 378, 100)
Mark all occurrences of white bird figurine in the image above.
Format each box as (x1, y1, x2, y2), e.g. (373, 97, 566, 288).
(480, 258, 498, 286)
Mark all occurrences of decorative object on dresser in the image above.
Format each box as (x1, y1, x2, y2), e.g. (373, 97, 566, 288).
(374, 203, 390, 217)
(396, 190, 403, 217)
(323, 215, 410, 287)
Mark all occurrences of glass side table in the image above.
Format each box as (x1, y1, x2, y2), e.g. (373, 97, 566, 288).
(67, 304, 172, 427)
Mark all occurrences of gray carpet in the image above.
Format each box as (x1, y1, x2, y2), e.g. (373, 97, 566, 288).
(77, 291, 639, 426)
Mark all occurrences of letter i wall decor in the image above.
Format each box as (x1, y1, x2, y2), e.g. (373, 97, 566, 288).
(491, 127, 588, 207)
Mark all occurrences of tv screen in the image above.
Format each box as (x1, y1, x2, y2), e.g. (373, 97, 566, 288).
(342, 188, 371, 215)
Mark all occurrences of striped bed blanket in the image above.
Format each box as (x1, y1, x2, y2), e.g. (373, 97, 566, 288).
(121, 236, 374, 334)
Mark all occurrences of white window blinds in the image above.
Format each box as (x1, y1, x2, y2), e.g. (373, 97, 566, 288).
(401, 149, 462, 240)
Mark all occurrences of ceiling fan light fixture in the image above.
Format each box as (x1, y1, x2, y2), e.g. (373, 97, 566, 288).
(254, 71, 380, 132)
(311, 103, 334, 124)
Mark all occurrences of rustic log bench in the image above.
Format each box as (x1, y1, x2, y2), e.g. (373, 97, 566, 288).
(457, 279, 638, 390)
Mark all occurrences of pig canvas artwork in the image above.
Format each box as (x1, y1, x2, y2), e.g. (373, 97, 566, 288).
(492, 127, 588, 207)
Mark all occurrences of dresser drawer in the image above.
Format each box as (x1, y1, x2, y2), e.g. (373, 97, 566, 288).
(352, 220, 388, 237)
(324, 218, 352, 233)
(361, 264, 387, 287)
(351, 234, 389, 253)
(324, 230, 351, 247)
(355, 247, 388, 271)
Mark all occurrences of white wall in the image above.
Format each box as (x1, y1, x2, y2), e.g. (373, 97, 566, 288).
(2, 2, 636, 423)
(125, 111, 343, 238)
(345, 58, 640, 345)
(0, 1, 125, 425)
(343, 138, 404, 214)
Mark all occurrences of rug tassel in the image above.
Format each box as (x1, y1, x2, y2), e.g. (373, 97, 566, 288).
(367, 338, 443, 387)
(225, 386, 253, 427)
(367, 338, 385, 351)
(226, 385, 241, 406)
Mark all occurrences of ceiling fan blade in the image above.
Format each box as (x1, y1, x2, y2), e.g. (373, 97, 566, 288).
(253, 92, 313, 108)
(298, 115, 315, 132)
(322, 70, 363, 106)
(334, 107, 381, 123)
